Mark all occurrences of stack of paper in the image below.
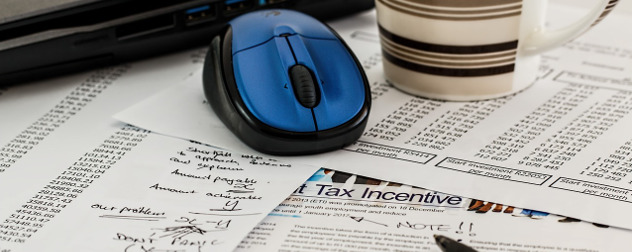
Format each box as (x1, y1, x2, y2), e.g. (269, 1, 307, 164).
(2, 2, 632, 252)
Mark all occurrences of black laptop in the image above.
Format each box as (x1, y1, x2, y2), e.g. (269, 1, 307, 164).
(0, 0, 374, 85)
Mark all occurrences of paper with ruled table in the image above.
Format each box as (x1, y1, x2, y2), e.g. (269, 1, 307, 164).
(114, 5, 632, 230)
(0, 48, 318, 252)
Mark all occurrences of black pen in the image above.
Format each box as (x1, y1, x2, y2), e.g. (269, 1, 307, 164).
(434, 235, 478, 252)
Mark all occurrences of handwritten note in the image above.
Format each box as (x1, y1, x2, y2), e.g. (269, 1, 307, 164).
(5, 130, 317, 251)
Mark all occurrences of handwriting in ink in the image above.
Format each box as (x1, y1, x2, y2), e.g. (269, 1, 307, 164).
(190, 201, 259, 216)
(170, 169, 213, 180)
(226, 189, 254, 193)
(455, 221, 476, 236)
(348, 216, 474, 235)
(158, 225, 207, 239)
(213, 176, 256, 191)
(205, 192, 262, 200)
(149, 183, 196, 194)
(349, 216, 388, 227)
(169, 157, 190, 165)
(196, 163, 244, 171)
(396, 221, 450, 231)
(173, 216, 231, 230)
(205, 200, 242, 212)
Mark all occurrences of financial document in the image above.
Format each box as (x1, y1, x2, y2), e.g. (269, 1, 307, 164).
(236, 169, 631, 252)
(114, 6, 632, 229)
(0, 49, 317, 251)
(17, 132, 317, 252)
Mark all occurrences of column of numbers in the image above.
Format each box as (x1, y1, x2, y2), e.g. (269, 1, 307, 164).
(0, 66, 129, 173)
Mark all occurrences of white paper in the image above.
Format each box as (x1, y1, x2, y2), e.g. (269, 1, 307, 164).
(113, 6, 632, 230)
(236, 168, 632, 252)
(17, 131, 317, 252)
(0, 48, 318, 251)
(0, 49, 205, 212)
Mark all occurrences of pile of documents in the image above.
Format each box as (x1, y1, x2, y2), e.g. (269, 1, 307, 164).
(2, 3, 632, 252)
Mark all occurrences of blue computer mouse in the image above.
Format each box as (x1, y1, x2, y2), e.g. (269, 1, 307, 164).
(202, 9, 371, 155)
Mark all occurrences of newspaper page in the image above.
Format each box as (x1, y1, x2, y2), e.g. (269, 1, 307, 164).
(236, 168, 630, 252)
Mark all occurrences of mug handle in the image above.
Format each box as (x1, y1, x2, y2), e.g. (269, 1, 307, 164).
(521, 0, 618, 55)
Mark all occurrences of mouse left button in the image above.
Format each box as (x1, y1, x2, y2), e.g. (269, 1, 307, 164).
(289, 65, 319, 108)
(232, 40, 317, 132)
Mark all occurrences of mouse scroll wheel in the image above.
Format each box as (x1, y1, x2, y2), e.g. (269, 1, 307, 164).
(289, 65, 320, 108)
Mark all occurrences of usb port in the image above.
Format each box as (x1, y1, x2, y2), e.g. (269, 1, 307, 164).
(223, 0, 254, 15)
(184, 5, 216, 26)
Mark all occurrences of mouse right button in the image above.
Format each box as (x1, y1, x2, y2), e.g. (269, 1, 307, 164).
(301, 38, 367, 131)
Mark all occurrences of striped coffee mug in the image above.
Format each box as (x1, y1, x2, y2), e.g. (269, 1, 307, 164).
(377, 0, 618, 101)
